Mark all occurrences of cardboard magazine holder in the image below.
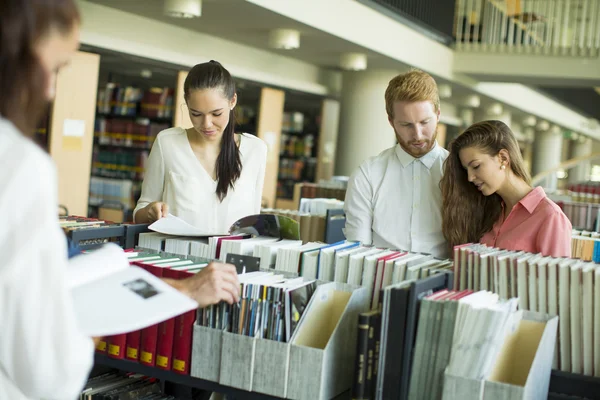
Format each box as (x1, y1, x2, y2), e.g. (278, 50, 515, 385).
(190, 282, 369, 399)
(442, 311, 558, 400)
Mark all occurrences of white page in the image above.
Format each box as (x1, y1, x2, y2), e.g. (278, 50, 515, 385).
(71, 265, 198, 336)
(67, 243, 128, 289)
(149, 213, 226, 236)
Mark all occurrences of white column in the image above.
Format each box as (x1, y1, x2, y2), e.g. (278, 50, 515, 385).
(532, 125, 563, 191)
(473, 103, 512, 126)
(335, 69, 400, 177)
(568, 137, 593, 184)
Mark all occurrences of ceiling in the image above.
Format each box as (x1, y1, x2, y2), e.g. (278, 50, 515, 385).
(85, 0, 407, 71)
(84, 0, 599, 123)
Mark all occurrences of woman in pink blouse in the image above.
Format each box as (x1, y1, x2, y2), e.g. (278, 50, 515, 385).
(441, 120, 572, 257)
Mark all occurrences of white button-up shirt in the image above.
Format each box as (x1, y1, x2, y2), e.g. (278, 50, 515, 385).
(344, 142, 449, 258)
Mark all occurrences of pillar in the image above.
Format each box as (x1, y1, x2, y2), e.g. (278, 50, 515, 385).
(335, 69, 400, 177)
(532, 124, 563, 191)
(473, 103, 512, 126)
(568, 137, 593, 184)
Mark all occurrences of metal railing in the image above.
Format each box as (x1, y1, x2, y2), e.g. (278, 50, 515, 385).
(454, 0, 600, 56)
(357, 0, 456, 45)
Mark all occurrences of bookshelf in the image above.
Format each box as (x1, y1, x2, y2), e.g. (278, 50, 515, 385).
(84, 47, 184, 222)
(275, 93, 341, 209)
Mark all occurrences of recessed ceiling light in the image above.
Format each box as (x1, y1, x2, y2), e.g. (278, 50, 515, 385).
(268, 29, 300, 50)
(164, 0, 201, 18)
(339, 53, 367, 71)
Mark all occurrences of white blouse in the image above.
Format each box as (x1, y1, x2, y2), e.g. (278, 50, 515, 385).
(134, 128, 268, 233)
(0, 117, 95, 400)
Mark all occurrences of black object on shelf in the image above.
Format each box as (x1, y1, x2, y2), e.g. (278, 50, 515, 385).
(94, 354, 281, 400)
(549, 369, 600, 399)
(68, 225, 125, 250)
(325, 209, 346, 244)
(123, 223, 151, 249)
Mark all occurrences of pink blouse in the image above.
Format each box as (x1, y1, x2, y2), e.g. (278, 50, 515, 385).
(480, 187, 572, 257)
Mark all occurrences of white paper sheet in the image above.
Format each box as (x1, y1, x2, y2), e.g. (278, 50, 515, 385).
(67, 243, 128, 288)
(66, 243, 198, 336)
(71, 266, 198, 336)
(148, 213, 226, 237)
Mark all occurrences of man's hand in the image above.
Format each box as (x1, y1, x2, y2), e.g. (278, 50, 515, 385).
(167, 262, 240, 308)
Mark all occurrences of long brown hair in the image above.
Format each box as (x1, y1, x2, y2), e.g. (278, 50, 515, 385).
(441, 120, 531, 251)
(0, 0, 80, 134)
(184, 60, 242, 202)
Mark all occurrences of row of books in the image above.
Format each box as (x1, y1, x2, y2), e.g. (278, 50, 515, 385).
(97, 251, 209, 376)
(89, 177, 139, 212)
(454, 243, 600, 378)
(198, 271, 317, 343)
(95, 117, 168, 149)
(567, 182, 600, 203)
(558, 200, 600, 231)
(352, 276, 558, 400)
(80, 371, 168, 399)
(92, 148, 149, 181)
(300, 182, 347, 201)
(572, 230, 600, 262)
(298, 197, 344, 217)
(97, 84, 174, 119)
(137, 232, 455, 311)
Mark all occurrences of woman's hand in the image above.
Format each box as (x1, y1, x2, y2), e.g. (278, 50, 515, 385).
(145, 201, 169, 223)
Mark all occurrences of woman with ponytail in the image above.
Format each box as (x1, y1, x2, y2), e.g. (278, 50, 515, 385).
(134, 61, 267, 232)
(441, 120, 571, 257)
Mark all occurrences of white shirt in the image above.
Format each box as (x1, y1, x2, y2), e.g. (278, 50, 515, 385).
(0, 117, 94, 400)
(344, 143, 449, 258)
(134, 128, 267, 233)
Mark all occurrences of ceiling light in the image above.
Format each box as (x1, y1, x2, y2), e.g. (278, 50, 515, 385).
(522, 115, 537, 127)
(486, 103, 503, 116)
(438, 84, 452, 99)
(268, 29, 300, 50)
(463, 95, 480, 108)
(164, 0, 201, 18)
(550, 124, 562, 135)
(339, 53, 368, 71)
(141, 69, 153, 78)
(536, 120, 550, 131)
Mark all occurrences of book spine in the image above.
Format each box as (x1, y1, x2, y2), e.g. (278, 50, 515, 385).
(139, 324, 159, 367)
(95, 338, 108, 354)
(107, 333, 127, 359)
(172, 269, 197, 375)
(155, 318, 176, 370)
(155, 268, 180, 370)
(172, 310, 197, 374)
(125, 330, 141, 361)
(371, 312, 383, 400)
(137, 263, 163, 367)
(351, 314, 370, 400)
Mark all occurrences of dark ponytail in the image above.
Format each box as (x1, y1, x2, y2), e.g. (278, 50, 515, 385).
(184, 60, 242, 202)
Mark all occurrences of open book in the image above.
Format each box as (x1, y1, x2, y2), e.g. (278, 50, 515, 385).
(68, 243, 198, 336)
